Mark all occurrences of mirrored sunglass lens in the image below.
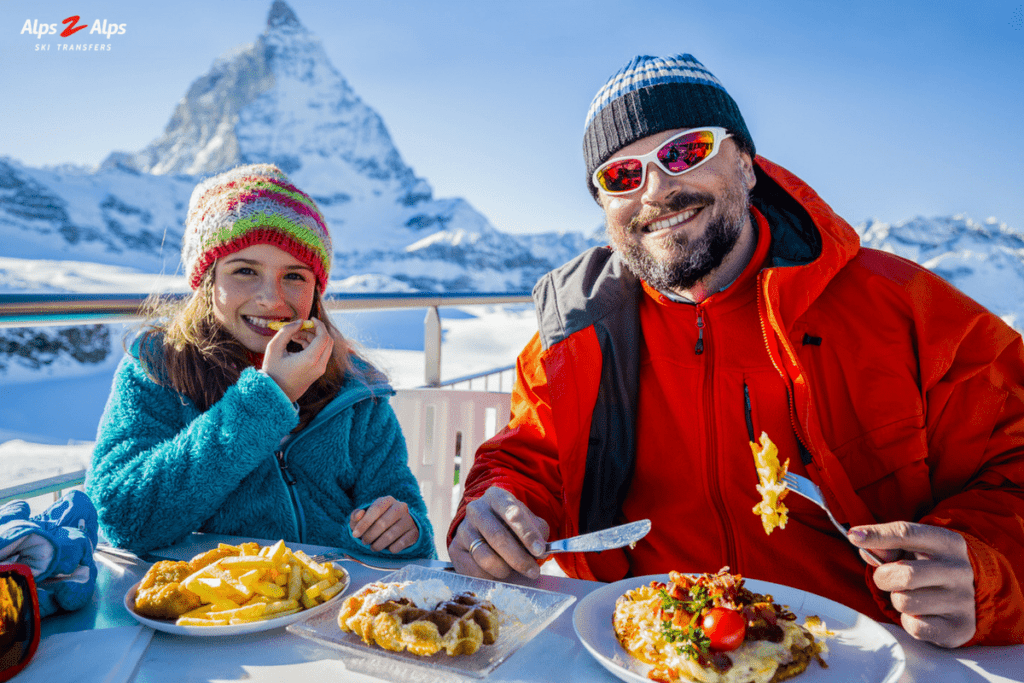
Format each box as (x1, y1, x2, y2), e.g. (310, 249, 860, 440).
(658, 130, 716, 173)
(597, 159, 643, 192)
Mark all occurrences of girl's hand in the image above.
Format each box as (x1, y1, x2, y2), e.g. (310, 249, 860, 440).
(350, 496, 420, 553)
(262, 318, 333, 402)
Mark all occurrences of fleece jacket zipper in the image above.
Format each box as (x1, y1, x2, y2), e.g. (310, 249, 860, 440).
(272, 381, 393, 543)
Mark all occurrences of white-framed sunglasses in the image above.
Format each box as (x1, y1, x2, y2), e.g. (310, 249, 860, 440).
(592, 127, 733, 195)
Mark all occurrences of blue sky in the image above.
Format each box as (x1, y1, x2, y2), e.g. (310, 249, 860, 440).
(1, 0, 1022, 237)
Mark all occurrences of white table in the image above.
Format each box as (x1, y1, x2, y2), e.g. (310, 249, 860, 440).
(35, 534, 1024, 683)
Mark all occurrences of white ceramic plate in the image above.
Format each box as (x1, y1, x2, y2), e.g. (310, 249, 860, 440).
(123, 562, 349, 636)
(287, 565, 577, 680)
(574, 574, 906, 683)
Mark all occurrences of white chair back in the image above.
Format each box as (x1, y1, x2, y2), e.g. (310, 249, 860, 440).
(390, 389, 512, 561)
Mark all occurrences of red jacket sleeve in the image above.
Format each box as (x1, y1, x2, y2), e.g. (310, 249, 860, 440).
(920, 313, 1024, 646)
(447, 333, 566, 547)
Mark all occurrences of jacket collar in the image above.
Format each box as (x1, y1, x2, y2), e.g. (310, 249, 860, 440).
(302, 356, 394, 430)
(752, 156, 862, 325)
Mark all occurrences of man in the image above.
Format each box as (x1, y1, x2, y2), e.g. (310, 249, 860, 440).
(447, 54, 1024, 648)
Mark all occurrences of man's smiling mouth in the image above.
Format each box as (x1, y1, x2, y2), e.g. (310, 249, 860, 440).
(642, 206, 703, 234)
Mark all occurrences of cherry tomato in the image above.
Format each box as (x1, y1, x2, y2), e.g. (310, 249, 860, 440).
(702, 607, 746, 651)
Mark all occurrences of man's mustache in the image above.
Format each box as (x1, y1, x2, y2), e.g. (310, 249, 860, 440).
(627, 191, 716, 234)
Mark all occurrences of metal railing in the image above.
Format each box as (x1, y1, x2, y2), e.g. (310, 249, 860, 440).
(0, 291, 532, 505)
(439, 365, 517, 392)
(0, 291, 532, 386)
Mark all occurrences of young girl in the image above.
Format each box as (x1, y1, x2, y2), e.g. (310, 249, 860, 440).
(87, 164, 434, 558)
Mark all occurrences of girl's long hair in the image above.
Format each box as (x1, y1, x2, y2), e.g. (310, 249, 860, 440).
(136, 270, 358, 431)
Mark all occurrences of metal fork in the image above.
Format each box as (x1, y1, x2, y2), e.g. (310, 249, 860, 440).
(311, 551, 404, 572)
(782, 472, 884, 563)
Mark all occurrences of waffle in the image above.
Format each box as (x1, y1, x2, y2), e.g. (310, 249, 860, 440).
(338, 582, 500, 656)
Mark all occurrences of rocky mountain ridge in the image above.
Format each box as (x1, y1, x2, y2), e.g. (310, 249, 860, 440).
(856, 215, 1023, 328)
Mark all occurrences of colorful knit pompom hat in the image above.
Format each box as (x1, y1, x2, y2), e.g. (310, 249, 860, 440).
(182, 164, 332, 290)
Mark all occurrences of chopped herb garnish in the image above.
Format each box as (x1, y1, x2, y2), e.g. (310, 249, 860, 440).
(658, 588, 681, 611)
(657, 584, 713, 658)
(685, 584, 712, 614)
(682, 621, 711, 658)
(659, 621, 687, 643)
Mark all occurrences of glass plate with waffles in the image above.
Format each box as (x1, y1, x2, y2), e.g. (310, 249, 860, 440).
(287, 565, 576, 680)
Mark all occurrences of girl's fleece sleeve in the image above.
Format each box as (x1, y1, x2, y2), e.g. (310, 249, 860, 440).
(86, 355, 298, 552)
(346, 396, 436, 559)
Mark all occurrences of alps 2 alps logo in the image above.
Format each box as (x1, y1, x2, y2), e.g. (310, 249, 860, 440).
(22, 15, 127, 39)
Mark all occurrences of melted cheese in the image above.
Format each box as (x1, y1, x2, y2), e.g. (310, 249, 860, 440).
(613, 581, 822, 683)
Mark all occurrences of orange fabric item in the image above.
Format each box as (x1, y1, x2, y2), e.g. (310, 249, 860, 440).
(451, 157, 1024, 646)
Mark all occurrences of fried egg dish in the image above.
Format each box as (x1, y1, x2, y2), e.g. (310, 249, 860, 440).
(613, 569, 829, 683)
(751, 432, 790, 535)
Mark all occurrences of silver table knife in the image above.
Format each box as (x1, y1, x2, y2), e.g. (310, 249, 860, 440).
(544, 519, 651, 554)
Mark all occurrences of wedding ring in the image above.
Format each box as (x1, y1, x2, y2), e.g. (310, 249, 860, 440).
(468, 537, 487, 554)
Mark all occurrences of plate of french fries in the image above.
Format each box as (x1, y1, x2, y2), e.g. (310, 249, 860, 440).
(123, 540, 350, 636)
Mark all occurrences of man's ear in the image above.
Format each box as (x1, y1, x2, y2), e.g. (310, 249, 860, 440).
(739, 153, 756, 191)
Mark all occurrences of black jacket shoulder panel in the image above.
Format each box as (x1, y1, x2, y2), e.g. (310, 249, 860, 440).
(532, 245, 643, 533)
(532, 246, 640, 350)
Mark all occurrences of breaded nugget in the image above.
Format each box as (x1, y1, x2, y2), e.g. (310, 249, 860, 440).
(134, 560, 202, 619)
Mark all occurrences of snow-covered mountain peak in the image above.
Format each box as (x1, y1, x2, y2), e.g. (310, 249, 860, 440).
(266, 0, 302, 30)
(259, 3, 340, 88)
(106, 0, 418, 205)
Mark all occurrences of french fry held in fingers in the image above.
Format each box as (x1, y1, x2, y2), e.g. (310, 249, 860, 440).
(164, 540, 347, 626)
(267, 319, 315, 331)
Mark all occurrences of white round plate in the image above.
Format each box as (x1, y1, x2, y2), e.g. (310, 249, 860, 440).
(573, 574, 906, 683)
(124, 562, 349, 636)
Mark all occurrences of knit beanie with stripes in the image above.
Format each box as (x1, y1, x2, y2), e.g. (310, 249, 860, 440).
(182, 164, 332, 290)
(583, 54, 755, 199)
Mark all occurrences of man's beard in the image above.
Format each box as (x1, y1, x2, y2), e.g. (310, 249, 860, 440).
(612, 183, 751, 292)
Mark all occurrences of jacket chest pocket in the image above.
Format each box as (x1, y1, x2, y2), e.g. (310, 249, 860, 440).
(742, 371, 798, 454)
(794, 329, 934, 521)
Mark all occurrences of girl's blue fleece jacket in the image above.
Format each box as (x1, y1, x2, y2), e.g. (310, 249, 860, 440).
(87, 350, 435, 558)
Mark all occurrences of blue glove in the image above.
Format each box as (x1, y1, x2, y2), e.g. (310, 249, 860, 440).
(0, 490, 98, 617)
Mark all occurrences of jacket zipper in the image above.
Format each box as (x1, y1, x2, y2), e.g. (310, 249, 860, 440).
(695, 312, 705, 354)
(696, 306, 736, 566)
(272, 383, 387, 544)
(743, 382, 755, 443)
(275, 447, 305, 542)
(755, 272, 814, 462)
